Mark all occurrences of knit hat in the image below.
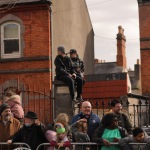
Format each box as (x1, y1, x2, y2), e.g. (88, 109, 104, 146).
(25, 111, 38, 119)
(0, 103, 11, 115)
(55, 122, 66, 134)
(69, 49, 77, 54)
(57, 46, 65, 54)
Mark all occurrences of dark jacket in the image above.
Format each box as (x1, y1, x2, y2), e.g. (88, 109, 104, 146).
(54, 55, 75, 78)
(116, 113, 132, 135)
(11, 123, 46, 150)
(119, 135, 150, 150)
(106, 110, 133, 134)
(93, 125, 127, 144)
(71, 112, 100, 141)
(71, 122, 90, 142)
(71, 57, 84, 76)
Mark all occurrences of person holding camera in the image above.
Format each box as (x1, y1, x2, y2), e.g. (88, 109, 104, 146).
(7, 111, 46, 150)
(69, 49, 85, 78)
(69, 49, 86, 101)
(71, 101, 101, 142)
(54, 46, 84, 102)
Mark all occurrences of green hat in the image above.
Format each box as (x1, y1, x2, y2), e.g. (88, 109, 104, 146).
(55, 122, 66, 134)
(56, 127, 66, 134)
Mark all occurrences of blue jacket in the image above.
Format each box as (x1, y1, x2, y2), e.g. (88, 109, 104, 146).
(71, 112, 100, 141)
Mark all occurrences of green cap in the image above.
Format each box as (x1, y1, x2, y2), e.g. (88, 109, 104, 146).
(56, 127, 65, 134)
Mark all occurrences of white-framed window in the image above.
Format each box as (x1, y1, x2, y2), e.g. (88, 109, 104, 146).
(1, 22, 21, 58)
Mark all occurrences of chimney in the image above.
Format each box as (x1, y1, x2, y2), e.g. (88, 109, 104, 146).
(134, 59, 141, 80)
(116, 26, 127, 68)
(94, 58, 100, 64)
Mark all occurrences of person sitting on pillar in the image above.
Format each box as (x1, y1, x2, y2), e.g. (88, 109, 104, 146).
(69, 49, 85, 87)
(54, 46, 83, 102)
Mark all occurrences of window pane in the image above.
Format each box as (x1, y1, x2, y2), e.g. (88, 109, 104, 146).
(4, 24, 18, 38)
(4, 39, 19, 54)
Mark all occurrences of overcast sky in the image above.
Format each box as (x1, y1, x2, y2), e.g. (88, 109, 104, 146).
(85, 0, 140, 70)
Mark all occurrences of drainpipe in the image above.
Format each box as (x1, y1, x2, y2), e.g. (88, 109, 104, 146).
(50, 4, 55, 120)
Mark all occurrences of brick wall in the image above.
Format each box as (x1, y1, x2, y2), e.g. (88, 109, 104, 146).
(0, 3, 52, 90)
(83, 80, 127, 99)
(138, 2, 150, 95)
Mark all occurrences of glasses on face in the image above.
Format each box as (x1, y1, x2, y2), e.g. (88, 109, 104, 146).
(82, 106, 91, 109)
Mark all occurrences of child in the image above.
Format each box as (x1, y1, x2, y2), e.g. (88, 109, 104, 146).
(50, 123, 70, 150)
(119, 127, 150, 150)
(5, 94, 24, 122)
(45, 130, 57, 150)
(47, 113, 71, 140)
(71, 119, 90, 150)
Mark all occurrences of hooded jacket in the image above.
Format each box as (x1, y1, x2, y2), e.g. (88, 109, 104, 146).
(119, 135, 150, 150)
(6, 95, 24, 120)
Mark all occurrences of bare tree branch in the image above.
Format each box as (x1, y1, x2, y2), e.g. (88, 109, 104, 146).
(0, 0, 18, 13)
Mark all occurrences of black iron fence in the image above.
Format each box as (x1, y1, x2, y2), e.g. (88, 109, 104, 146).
(74, 94, 150, 128)
(0, 83, 53, 125)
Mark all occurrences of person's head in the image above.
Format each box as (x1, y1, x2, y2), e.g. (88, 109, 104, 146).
(0, 103, 11, 121)
(81, 101, 92, 116)
(133, 127, 145, 142)
(101, 113, 118, 128)
(45, 130, 57, 142)
(69, 49, 77, 58)
(55, 113, 69, 126)
(24, 111, 38, 127)
(110, 99, 122, 114)
(78, 121, 87, 133)
(57, 46, 65, 56)
(4, 91, 15, 102)
(55, 123, 66, 140)
(6, 95, 21, 103)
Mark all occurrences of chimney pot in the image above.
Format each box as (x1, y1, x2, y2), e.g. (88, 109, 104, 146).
(137, 59, 140, 64)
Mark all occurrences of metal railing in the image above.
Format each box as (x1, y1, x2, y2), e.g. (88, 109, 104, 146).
(36, 142, 148, 150)
(0, 143, 31, 150)
(74, 94, 150, 128)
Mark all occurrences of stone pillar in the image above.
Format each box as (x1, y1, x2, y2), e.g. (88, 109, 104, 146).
(53, 79, 74, 120)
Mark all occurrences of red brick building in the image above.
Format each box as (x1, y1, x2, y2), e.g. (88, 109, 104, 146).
(0, 1, 52, 93)
(0, 0, 95, 121)
(137, 0, 150, 95)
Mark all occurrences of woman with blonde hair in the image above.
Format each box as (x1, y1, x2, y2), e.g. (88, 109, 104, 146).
(45, 113, 72, 149)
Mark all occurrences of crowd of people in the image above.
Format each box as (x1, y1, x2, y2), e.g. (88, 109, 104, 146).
(0, 98, 150, 150)
(0, 46, 150, 150)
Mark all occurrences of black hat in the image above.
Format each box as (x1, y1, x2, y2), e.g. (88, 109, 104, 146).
(25, 111, 38, 119)
(70, 49, 77, 54)
(0, 103, 11, 115)
(57, 46, 65, 54)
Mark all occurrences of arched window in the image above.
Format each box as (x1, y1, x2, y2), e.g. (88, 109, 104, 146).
(1, 22, 21, 58)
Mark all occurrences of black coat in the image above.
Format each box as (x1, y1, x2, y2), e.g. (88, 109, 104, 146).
(71, 57, 84, 75)
(54, 55, 75, 78)
(11, 123, 46, 150)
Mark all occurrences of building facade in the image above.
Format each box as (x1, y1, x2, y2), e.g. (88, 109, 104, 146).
(137, 0, 150, 95)
(51, 0, 94, 77)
